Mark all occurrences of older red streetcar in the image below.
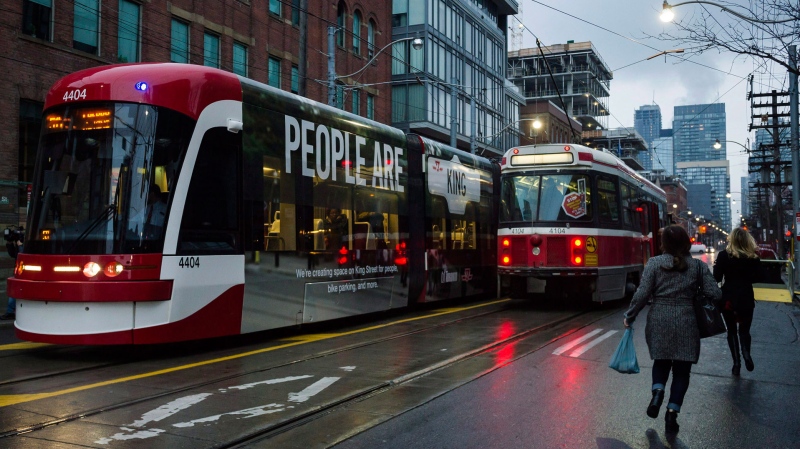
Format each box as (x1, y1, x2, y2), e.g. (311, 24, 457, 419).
(497, 144, 668, 301)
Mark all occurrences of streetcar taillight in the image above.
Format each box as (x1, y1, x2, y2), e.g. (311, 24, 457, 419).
(570, 237, 585, 266)
(502, 254, 511, 265)
(502, 238, 510, 247)
(104, 261, 124, 277)
(338, 246, 349, 265)
(395, 241, 408, 265)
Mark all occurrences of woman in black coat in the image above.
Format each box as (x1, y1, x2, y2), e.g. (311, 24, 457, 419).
(713, 227, 761, 376)
(623, 225, 721, 434)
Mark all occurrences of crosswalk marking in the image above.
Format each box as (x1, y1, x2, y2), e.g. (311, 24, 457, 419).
(551, 329, 603, 355)
(568, 330, 618, 357)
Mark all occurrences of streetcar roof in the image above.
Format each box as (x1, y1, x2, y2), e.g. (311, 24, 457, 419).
(500, 144, 665, 198)
(45, 63, 243, 120)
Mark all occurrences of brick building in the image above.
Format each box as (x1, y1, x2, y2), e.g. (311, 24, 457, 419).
(1, 0, 392, 228)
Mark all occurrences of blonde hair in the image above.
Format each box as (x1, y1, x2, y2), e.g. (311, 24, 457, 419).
(726, 227, 758, 259)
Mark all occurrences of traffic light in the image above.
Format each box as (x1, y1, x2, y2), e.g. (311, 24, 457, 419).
(691, 237, 696, 243)
(699, 225, 707, 234)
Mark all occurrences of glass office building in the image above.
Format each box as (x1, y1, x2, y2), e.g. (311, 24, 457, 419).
(634, 104, 662, 171)
(391, 0, 522, 156)
(676, 160, 731, 231)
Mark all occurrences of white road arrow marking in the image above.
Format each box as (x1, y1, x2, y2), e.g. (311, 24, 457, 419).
(173, 403, 286, 427)
(288, 377, 340, 403)
(130, 393, 212, 427)
(221, 375, 313, 392)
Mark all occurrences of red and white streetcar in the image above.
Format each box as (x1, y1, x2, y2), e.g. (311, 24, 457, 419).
(497, 144, 668, 301)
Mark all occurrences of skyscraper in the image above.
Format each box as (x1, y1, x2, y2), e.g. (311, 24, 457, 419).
(673, 103, 726, 163)
(634, 104, 662, 171)
(673, 103, 730, 230)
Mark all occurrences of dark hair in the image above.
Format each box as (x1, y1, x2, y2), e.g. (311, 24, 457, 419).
(660, 225, 691, 272)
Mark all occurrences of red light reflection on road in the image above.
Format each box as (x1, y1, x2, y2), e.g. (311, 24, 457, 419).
(493, 321, 517, 366)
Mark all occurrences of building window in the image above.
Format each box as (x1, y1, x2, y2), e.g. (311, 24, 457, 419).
(269, 0, 281, 16)
(336, 2, 346, 47)
(22, 0, 51, 41)
(291, 0, 300, 26)
(351, 90, 360, 115)
(268, 57, 281, 88)
(291, 65, 299, 93)
(392, 0, 407, 27)
(367, 20, 376, 59)
(170, 19, 189, 63)
(73, 0, 99, 53)
(204, 33, 219, 68)
(367, 94, 374, 120)
(353, 11, 361, 55)
(117, 0, 140, 62)
(335, 83, 345, 109)
(233, 42, 247, 76)
(18, 99, 43, 210)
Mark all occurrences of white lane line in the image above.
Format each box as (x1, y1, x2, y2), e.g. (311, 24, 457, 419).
(552, 329, 603, 355)
(568, 330, 619, 357)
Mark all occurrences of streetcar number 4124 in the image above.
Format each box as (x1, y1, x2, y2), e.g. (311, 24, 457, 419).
(179, 257, 200, 268)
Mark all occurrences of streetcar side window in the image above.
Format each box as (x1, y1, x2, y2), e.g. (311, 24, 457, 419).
(177, 128, 240, 254)
(596, 176, 619, 224)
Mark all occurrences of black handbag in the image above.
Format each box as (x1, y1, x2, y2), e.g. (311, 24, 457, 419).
(694, 261, 726, 338)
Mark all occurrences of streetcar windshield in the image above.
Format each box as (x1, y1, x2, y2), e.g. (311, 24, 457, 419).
(25, 103, 194, 254)
(500, 174, 592, 223)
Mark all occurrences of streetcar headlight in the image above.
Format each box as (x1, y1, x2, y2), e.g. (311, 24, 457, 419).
(83, 262, 101, 278)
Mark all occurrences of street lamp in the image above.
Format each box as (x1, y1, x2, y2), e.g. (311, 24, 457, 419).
(646, 49, 685, 60)
(660, 0, 800, 284)
(713, 138, 750, 153)
(327, 27, 423, 106)
(660, 1, 794, 24)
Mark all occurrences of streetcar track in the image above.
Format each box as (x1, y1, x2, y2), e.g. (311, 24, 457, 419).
(223, 307, 615, 449)
(0, 299, 513, 438)
(1, 301, 617, 447)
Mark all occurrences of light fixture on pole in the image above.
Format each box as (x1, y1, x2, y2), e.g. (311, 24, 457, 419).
(327, 27, 423, 106)
(660, 1, 794, 24)
(646, 49, 685, 60)
(713, 138, 750, 152)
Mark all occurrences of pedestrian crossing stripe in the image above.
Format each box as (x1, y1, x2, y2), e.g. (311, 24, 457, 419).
(552, 329, 618, 357)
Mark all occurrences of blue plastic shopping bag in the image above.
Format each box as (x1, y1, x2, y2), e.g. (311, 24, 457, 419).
(608, 327, 639, 374)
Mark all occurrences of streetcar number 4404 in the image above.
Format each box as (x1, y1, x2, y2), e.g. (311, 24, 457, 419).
(63, 89, 87, 101)
(179, 257, 200, 268)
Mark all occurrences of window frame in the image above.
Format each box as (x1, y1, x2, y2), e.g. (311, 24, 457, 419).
(117, 0, 141, 63)
(203, 32, 220, 68)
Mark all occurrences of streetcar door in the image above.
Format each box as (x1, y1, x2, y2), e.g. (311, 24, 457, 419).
(638, 201, 659, 261)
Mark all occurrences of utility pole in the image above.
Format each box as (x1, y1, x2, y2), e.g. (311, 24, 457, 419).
(327, 26, 336, 106)
(790, 45, 799, 287)
(297, 0, 308, 97)
(450, 77, 458, 147)
(749, 90, 791, 256)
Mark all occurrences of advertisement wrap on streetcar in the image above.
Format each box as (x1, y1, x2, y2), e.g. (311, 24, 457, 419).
(8, 63, 498, 345)
(497, 144, 668, 302)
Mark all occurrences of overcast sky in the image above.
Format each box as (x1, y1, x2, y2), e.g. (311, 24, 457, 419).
(516, 0, 781, 227)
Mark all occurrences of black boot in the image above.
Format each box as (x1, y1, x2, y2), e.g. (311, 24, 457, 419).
(742, 346, 754, 372)
(647, 389, 664, 418)
(727, 333, 741, 376)
(665, 409, 680, 433)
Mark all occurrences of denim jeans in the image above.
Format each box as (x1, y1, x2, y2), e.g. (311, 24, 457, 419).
(652, 359, 692, 412)
(6, 297, 15, 314)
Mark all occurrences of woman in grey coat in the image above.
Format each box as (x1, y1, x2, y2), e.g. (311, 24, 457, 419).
(623, 225, 721, 433)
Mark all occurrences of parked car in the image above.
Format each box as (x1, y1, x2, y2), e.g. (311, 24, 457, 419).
(690, 243, 707, 254)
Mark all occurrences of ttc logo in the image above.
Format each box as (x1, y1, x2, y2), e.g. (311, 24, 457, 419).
(461, 268, 473, 281)
(432, 160, 443, 172)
